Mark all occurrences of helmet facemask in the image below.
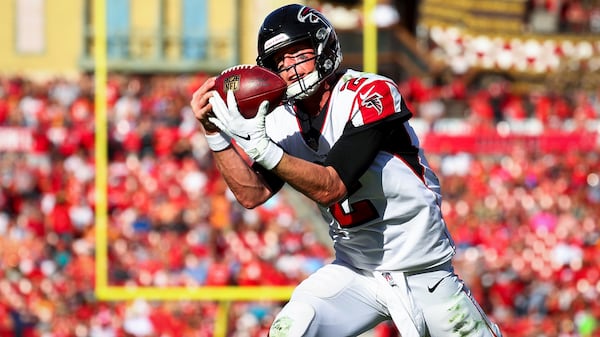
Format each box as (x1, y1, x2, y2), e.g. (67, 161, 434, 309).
(275, 51, 320, 102)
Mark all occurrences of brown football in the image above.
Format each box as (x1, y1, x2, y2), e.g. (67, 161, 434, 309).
(214, 64, 287, 118)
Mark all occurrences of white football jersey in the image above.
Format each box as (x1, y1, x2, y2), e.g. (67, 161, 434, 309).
(265, 69, 455, 272)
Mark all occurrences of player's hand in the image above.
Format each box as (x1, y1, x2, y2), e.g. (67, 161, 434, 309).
(190, 77, 232, 151)
(208, 90, 283, 169)
(190, 77, 220, 133)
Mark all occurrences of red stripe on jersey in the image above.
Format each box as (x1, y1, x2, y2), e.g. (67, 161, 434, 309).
(356, 80, 396, 124)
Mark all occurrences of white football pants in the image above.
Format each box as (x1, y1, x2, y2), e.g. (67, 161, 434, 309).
(268, 261, 502, 337)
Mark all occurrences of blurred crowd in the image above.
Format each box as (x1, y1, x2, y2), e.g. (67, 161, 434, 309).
(0, 72, 598, 337)
(525, 0, 600, 34)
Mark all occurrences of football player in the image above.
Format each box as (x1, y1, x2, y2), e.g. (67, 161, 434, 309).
(190, 4, 503, 337)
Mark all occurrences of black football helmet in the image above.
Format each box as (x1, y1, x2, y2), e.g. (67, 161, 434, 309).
(256, 4, 343, 101)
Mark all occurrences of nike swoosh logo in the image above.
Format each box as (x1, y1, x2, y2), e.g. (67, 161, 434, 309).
(427, 277, 446, 293)
(233, 132, 251, 141)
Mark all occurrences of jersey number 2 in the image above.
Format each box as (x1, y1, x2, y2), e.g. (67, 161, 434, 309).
(330, 199, 378, 228)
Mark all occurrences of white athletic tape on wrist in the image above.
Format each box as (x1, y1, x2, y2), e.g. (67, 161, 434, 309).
(255, 141, 283, 170)
(205, 132, 231, 152)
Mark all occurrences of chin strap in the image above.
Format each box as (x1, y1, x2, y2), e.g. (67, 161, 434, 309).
(286, 70, 320, 100)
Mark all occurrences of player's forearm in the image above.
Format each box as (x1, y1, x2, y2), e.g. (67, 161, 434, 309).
(212, 147, 273, 209)
(273, 153, 347, 207)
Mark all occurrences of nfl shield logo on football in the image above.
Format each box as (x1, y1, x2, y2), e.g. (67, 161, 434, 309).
(223, 75, 240, 92)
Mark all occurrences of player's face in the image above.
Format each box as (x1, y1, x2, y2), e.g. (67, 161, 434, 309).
(274, 42, 317, 85)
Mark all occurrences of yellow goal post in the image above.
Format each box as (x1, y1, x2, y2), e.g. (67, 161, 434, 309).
(92, 1, 295, 336)
(94, 0, 377, 335)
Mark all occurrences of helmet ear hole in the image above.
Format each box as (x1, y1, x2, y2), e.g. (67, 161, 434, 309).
(323, 59, 333, 72)
(316, 28, 328, 41)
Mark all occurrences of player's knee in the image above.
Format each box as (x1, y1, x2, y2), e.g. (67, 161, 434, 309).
(439, 291, 500, 337)
(269, 301, 316, 337)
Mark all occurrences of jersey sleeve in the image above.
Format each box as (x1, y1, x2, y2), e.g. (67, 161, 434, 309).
(349, 77, 412, 127)
(324, 75, 414, 192)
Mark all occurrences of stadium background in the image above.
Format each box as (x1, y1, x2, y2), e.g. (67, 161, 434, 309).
(0, 0, 599, 336)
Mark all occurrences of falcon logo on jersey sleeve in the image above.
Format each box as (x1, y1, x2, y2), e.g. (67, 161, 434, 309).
(359, 87, 384, 115)
(356, 80, 396, 124)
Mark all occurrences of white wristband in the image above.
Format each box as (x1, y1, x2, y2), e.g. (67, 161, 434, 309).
(205, 132, 232, 152)
(255, 141, 284, 170)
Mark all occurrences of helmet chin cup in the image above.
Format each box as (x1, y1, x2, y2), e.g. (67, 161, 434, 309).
(285, 71, 320, 101)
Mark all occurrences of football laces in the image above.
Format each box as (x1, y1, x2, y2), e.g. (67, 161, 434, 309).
(221, 64, 255, 74)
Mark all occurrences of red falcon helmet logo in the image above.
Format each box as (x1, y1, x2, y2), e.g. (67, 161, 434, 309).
(297, 6, 324, 24)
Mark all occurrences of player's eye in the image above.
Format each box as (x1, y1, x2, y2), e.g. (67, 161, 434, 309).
(293, 52, 315, 62)
(276, 51, 316, 72)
